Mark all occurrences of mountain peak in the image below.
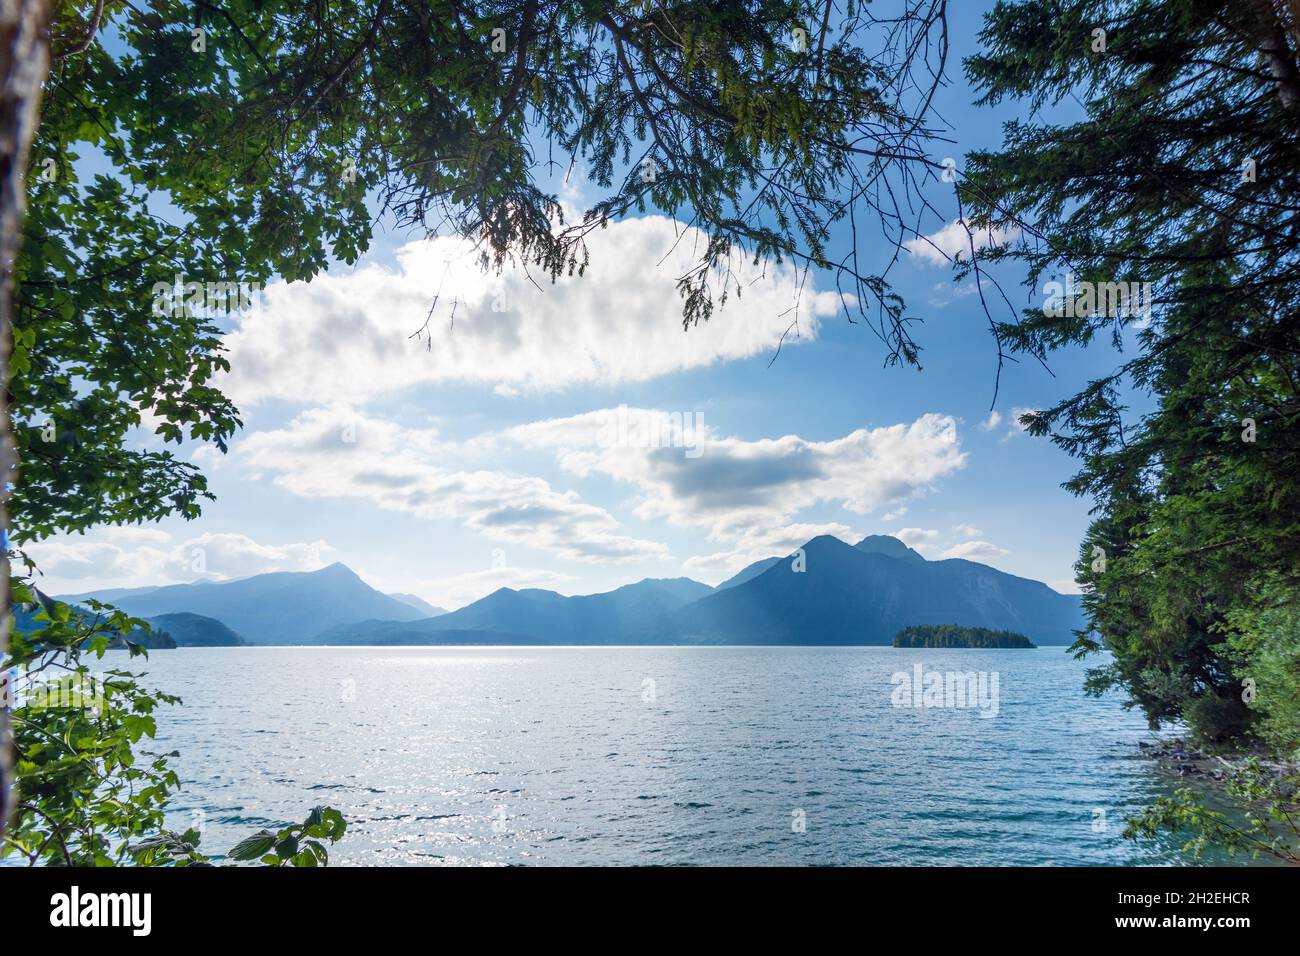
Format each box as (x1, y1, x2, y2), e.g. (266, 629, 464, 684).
(673, 531, 1083, 645)
(311, 562, 375, 583)
(854, 534, 926, 561)
(803, 533, 852, 550)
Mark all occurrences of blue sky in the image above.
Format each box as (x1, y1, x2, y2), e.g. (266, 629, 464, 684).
(34, 3, 1128, 608)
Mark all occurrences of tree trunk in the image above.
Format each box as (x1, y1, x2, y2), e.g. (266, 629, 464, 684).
(0, 0, 52, 842)
(1242, 0, 1300, 108)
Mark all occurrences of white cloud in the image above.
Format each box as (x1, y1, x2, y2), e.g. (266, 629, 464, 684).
(926, 278, 982, 307)
(32, 538, 172, 589)
(978, 410, 1002, 432)
(222, 216, 842, 405)
(29, 528, 332, 594)
(895, 527, 940, 550)
(507, 408, 966, 574)
(904, 219, 1020, 267)
(235, 405, 668, 565)
(173, 533, 331, 579)
(952, 523, 982, 537)
(938, 540, 1007, 560)
(1000, 406, 1036, 441)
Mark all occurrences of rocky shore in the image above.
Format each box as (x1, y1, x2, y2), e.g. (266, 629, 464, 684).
(1139, 737, 1296, 789)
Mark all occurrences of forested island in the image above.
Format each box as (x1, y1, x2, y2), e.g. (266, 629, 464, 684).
(894, 625, 1036, 649)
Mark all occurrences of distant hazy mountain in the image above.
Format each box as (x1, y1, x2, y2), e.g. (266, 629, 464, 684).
(144, 612, 247, 647)
(319, 577, 714, 645)
(59, 563, 424, 645)
(386, 593, 447, 617)
(671, 534, 1083, 645)
(55, 535, 1082, 647)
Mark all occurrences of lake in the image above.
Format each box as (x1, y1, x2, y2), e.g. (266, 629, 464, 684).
(128, 645, 1226, 865)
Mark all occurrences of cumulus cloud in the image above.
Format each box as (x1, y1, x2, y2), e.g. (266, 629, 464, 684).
(894, 527, 941, 551)
(509, 409, 964, 526)
(507, 408, 966, 577)
(938, 540, 1008, 560)
(904, 219, 1021, 267)
(236, 405, 668, 564)
(1000, 406, 1036, 441)
(32, 533, 172, 589)
(978, 410, 1002, 432)
(172, 533, 331, 579)
(29, 528, 332, 594)
(952, 523, 982, 537)
(222, 216, 842, 405)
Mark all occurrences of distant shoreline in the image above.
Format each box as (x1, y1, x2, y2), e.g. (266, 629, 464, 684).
(149, 643, 1069, 650)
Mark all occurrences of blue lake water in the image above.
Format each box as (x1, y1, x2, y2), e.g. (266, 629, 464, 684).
(128, 645, 1231, 866)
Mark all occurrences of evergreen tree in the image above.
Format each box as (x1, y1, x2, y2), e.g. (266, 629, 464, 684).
(960, 0, 1300, 859)
(960, 0, 1300, 741)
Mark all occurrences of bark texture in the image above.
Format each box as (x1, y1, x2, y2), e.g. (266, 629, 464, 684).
(0, 0, 52, 840)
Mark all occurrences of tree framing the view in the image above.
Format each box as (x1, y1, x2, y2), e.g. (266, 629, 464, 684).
(956, 0, 1300, 860)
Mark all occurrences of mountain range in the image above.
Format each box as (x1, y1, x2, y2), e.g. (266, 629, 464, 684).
(56, 533, 1083, 646)
(58, 563, 427, 644)
(669, 534, 1082, 644)
(317, 577, 713, 645)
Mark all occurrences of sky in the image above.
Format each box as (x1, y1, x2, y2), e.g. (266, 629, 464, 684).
(31, 3, 1127, 609)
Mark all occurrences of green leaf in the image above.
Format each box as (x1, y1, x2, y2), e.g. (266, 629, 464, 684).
(228, 831, 278, 862)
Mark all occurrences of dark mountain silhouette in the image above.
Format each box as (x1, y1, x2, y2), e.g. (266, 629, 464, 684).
(716, 534, 925, 592)
(56, 536, 1082, 646)
(670, 534, 1082, 645)
(59, 563, 424, 645)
